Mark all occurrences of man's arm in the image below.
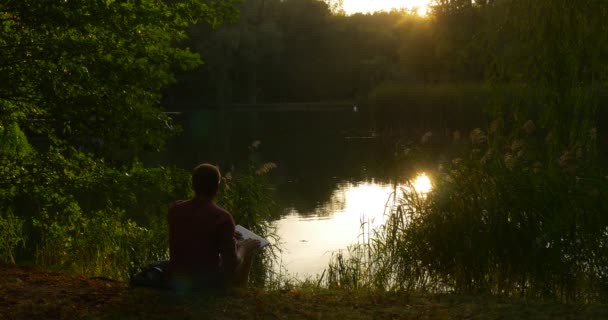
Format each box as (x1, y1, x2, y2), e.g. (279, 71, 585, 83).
(217, 215, 238, 286)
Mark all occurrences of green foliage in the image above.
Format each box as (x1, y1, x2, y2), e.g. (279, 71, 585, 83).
(430, 0, 493, 81)
(0, 138, 279, 281)
(482, 0, 607, 156)
(0, 210, 26, 264)
(0, 123, 33, 156)
(323, 1, 608, 298)
(0, 0, 239, 279)
(321, 1, 608, 296)
(0, 144, 191, 278)
(216, 143, 279, 287)
(325, 127, 608, 300)
(1, 0, 238, 154)
(410, 131, 608, 299)
(34, 208, 151, 279)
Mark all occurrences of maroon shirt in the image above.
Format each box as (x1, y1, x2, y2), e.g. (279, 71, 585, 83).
(167, 198, 237, 287)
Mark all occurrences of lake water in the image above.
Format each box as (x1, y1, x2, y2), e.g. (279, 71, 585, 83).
(154, 107, 447, 277)
(274, 176, 432, 277)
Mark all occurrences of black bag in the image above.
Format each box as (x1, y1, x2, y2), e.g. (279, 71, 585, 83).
(130, 260, 170, 289)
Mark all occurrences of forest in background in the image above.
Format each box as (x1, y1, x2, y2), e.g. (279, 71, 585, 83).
(1, 0, 608, 300)
(164, 0, 574, 106)
(167, 0, 464, 105)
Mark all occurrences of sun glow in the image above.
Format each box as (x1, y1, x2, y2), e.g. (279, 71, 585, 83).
(342, 0, 432, 16)
(412, 173, 433, 194)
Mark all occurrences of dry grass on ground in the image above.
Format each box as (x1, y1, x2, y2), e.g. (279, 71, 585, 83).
(1, 265, 606, 320)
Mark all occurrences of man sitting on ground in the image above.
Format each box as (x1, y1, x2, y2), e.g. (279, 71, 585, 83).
(168, 163, 260, 290)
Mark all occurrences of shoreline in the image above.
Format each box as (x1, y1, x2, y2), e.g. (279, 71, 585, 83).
(1, 265, 606, 320)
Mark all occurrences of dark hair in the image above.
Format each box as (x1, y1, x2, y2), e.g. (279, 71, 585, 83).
(192, 163, 221, 197)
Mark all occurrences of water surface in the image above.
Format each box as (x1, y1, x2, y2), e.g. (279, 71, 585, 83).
(274, 176, 432, 277)
(154, 107, 440, 276)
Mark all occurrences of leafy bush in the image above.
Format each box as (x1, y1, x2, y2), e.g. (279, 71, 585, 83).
(0, 142, 191, 279)
(0, 210, 26, 264)
(0, 123, 34, 157)
(34, 207, 155, 279)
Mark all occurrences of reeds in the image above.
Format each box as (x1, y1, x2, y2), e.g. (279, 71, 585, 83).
(217, 142, 280, 287)
(324, 125, 608, 301)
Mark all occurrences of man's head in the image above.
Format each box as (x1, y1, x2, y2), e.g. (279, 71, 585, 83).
(192, 163, 221, 198)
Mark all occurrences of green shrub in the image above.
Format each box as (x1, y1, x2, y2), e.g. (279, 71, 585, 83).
(0, 123, 33, 157)
(0, 145, 191, 279)
(0, 136, 281, 283)
(0, 210, 26, 264)
(33, 207, 156, 279)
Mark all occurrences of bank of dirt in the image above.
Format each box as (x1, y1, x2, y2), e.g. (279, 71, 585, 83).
(1, 265, 606, 319)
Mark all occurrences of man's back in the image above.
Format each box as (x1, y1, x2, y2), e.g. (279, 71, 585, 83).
(168, 198, 237, 287)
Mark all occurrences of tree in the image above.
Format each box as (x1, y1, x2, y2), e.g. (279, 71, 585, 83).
(430, 0, 492, 81)
(0, 0, 238, 155)
(324, 0, 344, 15)
(482, 0, 608, 154)
(0, 0, 239, 274)
(172, 0, 336, 104)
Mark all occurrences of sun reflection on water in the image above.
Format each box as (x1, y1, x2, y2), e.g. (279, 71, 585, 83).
(413, 173, 432, 194)
(274, 173, 433, 277)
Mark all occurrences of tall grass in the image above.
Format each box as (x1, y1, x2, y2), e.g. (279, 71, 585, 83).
(324, 183, 438, 292)
(0, 145, 192, 279)
(217, 142, 279, 287)
(0, 210, 26, 264)
(33, 208, 169, 279)
(325, 125, 608, 301)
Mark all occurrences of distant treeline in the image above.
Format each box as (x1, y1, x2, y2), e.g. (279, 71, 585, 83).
(165, 0, 608, 114)
(164, 0, 489, 106)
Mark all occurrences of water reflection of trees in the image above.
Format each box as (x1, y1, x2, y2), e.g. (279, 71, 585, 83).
(151, 108, 440, 217)
(269, 136, 403, 215)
